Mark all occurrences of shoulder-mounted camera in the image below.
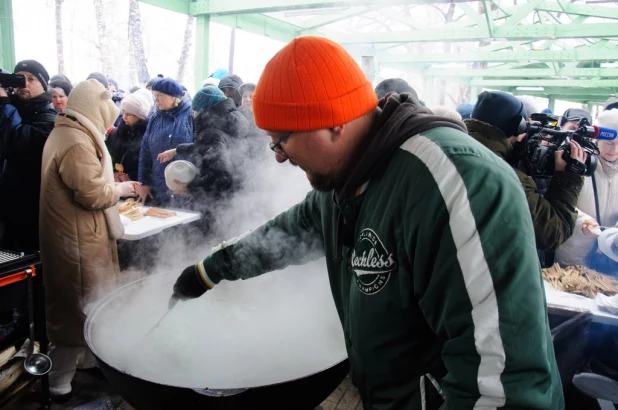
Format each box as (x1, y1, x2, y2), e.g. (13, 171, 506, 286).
(515, 113, 616, 178)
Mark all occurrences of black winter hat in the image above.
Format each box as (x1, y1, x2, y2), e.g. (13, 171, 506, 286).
(50, 73, 71, 83)
(87, 72, 109, 89)
(146, 74, 164, 88)
(49, 79, 73, 96)
(471, 91, 527, 138)
(560, 108, 592, 126)
(239, 82, 256, 96)
(218, 74, 243, 90)
(374, 78, 419, 100)
(14, 60, 49, 91)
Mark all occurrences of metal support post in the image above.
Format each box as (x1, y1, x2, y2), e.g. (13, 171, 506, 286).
(424, 76, 435, 106)
(194, 13, 211, 93)
(361, 56, 375, 83)
(548, 96, 556, 113)
(469, 85, 479, 103)
(0, 0, 16, 70)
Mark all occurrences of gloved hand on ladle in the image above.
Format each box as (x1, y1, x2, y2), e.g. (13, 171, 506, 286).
(171, 264, 213, 302)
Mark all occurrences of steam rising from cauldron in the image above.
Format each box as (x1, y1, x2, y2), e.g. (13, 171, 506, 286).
(87, 129, 347, 388)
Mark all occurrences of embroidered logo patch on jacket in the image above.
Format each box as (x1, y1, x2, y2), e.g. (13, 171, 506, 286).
(351, 228, 396, 295)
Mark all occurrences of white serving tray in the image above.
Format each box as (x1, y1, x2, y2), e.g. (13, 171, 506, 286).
(119, 204, 201, 241)
(544, 281, 618, 326)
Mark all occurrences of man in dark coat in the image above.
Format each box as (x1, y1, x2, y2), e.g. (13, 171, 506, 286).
(218, 74, 243, 108)
(465, 91, 585, 254)
(0, 60, 57, 252)
(161, 86, 249, 231)
(170, 37, 564, 409)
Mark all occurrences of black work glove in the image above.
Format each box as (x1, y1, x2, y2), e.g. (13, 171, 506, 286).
(171, 265, 209, 302)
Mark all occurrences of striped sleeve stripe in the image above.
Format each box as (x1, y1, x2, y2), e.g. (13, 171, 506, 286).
(196, 261, 215, 289)
(210, 230, 253, 253)
(400, 135, 506, 409)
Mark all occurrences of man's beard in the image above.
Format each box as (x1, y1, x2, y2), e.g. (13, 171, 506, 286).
(16, 89, 32, 100)
(289, 159, 339, 192)
(307, 172, 338, 192)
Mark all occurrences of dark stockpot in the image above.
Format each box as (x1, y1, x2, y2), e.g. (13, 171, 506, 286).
(84, 273, 350, 410)
(94, 354, 349, 410)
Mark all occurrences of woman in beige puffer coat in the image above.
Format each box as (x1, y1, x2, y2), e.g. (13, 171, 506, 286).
(555, 109, 618, 270)
(39, 79, 138, 397)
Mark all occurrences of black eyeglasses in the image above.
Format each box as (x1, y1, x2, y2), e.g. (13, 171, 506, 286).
(268, 132, 293, 157)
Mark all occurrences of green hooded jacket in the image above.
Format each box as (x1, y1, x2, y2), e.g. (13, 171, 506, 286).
(195, 97, 564, 409)
(465, 118, 583, 251)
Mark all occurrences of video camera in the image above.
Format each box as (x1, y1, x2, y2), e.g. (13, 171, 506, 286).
(111, 90, 124, 104)
(517, 113, 617, 178)
(0, 72, 26, 104)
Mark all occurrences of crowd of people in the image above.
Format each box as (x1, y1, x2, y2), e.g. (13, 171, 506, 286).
(371, 74, 618, 272)
(0, 60, 265, 399)
(2, 34, 618, 408)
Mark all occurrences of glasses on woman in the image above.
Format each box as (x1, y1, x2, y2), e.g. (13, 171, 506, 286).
(269, 132, 293, 157)
(600, 140, 618, 149)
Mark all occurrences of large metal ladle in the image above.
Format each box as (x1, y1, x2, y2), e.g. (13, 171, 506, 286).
(140, 296, 179, 341)
(23, 268, 52, 376)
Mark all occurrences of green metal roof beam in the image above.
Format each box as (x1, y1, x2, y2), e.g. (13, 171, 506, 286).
(537, 2, 618, 20)
(211, 13, 301, 42)
(473, 40, 532, 53)
(138, 0, 189, 14)
(423, 66, 618, 77)
(189, 0, 471, 16)
(456, 1, 487, 30)
(377, 7, 431, 30)
(508, 88, 615, 95)
(471, 78, 618, 87)
(483, 1, 494, 37)
(511, 88, 617, 96)
(487, 88, 612, 102)
(330, 23, 618, 44)
(299, 6, 374, 33)
(501, 0, 546, 27)
(379, 48, 618, 64)
(592, 39, 611, 50)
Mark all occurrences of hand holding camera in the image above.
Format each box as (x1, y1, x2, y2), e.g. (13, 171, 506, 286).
(555, 141, 588, 175)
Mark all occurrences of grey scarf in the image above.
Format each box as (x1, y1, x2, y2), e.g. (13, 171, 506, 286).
(600, 156, 618, 180)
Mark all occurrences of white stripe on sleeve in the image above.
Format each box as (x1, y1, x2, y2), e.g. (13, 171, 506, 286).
(401, 135, 506, 409)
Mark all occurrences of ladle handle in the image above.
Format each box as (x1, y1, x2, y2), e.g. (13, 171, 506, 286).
(26, 269, 34, 358)
(168, 296, 178, 311)
(141, 297, 179, 340)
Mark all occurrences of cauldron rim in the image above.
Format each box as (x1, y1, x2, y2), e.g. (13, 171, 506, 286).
(84, 270, 348, 392)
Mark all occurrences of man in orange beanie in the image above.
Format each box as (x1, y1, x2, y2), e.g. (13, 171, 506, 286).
(171, 37, 563, 409)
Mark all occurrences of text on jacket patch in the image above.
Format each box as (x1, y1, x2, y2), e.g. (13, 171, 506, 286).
(351, 228, 396, 295)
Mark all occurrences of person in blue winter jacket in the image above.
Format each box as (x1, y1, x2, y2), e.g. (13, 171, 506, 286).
(137, 78, 193, 204)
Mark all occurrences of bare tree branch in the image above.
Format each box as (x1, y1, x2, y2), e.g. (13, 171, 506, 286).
(129, 0, 150, 85)
(55, 0, 65, 74)
(94, 0, 113, 76)
(176, 15, 195, 83)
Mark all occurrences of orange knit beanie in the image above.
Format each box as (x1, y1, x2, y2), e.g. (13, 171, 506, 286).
(253, 36, 378, 132)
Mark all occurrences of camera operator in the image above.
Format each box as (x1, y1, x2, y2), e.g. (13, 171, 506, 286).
(561, 108, 592, 131)
(0, 60, 57, 252)
(465, 91, 585, 253)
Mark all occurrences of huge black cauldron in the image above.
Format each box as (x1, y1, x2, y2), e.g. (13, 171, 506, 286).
(85, 267, 350, 410)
